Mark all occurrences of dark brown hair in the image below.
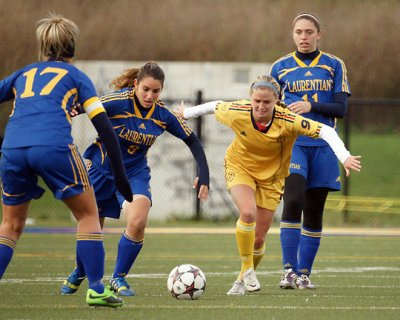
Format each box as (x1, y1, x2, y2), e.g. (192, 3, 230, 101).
(110, 61, 165, 90)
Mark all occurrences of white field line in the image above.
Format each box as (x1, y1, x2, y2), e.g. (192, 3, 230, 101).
(108, 227, 400, 236)
(2, 266, 400, 284)
(1, 304, 399, 311)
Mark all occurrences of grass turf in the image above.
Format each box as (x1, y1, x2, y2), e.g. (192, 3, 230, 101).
(0, 230, 399, 320)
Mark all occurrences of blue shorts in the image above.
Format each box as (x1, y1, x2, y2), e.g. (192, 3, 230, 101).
(289, 144, 341, 191)
(1, 145, 91, 205)
(89, 164, 152, 219)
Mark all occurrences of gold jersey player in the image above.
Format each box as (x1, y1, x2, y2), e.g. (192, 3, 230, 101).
(177, 75, 361, 295)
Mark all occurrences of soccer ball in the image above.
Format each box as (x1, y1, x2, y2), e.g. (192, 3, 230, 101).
(167, 264, 206, 300)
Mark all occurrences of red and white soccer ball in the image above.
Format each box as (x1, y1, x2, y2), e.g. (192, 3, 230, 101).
(167, 264, 206, 300)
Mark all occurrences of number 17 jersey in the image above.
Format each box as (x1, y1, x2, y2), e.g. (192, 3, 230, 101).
(0, 60, 101, 149)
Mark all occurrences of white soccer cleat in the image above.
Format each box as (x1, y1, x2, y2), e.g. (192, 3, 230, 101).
(226, 279, 246, 296)
(296, 274, 316, 290)
(279, 268, 298, 289)
(242, 267, 260, 292)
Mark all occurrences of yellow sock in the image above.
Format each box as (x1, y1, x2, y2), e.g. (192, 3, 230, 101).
(253, 242, 266, 271)
(235, 218, 256, 275)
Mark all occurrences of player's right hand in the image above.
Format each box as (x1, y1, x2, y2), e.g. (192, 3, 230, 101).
(175, 101, 186, 119)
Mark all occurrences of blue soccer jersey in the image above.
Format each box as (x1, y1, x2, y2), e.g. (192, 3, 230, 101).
(270, 51, 351, 146)
(84, 88, 193, 179)
(0, 60, 104, 148)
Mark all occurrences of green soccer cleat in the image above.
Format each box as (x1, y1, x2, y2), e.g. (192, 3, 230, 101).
(86, 286, 124, 308)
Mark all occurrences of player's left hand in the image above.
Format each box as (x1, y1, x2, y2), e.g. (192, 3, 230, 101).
(288, 101, 312, 115)
(193, 177, 209, 202)
(343, 155, 362, 176)
(70, 103, 82, 117)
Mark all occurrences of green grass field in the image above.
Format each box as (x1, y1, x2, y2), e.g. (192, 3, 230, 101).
(0, 229, 399, 320)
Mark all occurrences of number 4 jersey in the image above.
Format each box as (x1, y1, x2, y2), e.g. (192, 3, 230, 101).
(269, 51, 351, 146)
(0, 60, 102, 148)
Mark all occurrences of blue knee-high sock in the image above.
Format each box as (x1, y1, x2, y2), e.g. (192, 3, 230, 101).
(280, 220, 301, 273)
(76, 233, 105, 293)
(0, 236, 16, 279)
(112, 232, 143, 279)
(75, 246, 86, 278)
(297, 226, 322, 276)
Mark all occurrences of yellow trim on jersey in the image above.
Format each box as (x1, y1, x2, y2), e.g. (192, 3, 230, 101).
(324, 51, 351, 93)
(62, 88, 78, 124)
(293, 51, 322, 68)
(94, 141, 107, 165)
(109, 111, 135, 119)
(150, 118, 167, 129)
(83, 97, 106, 119)
(133, 97, 155, 119)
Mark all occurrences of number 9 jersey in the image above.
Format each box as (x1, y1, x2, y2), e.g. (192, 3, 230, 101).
(0, 60, 103, 149)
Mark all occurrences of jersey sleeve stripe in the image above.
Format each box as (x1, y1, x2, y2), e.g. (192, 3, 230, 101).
(83, 97, 106, 119)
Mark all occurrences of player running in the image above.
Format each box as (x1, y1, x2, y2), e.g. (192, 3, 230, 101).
(61, 61, 209, 296)
(177, 75, 361, 295)
(0, 13, 132, 307)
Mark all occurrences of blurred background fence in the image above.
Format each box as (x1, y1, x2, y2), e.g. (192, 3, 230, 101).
(0, 60, 399, 227)
(0, 0, 399, 227)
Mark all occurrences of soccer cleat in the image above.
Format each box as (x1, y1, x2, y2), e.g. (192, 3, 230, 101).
(61, 268, 86, 295)
(296, 274, 316, 290)
(227, 279, 246, 296)
(110, 277, 135, 296)
(86, 285, 124, 307)
(279, 268, 298, 289)
(242, 267, 260, 292)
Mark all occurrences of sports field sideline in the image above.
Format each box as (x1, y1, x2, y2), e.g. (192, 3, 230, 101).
(24, 226, 400, 236)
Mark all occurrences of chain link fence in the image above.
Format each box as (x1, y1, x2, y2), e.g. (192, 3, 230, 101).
(0, 61, 399, 227)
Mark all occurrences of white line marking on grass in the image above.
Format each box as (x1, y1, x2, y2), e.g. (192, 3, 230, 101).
(2, 266, 400, 284)
(131, 305, 400, 311)
(0, 303, 399, 311)
(3, 304, 398, 311)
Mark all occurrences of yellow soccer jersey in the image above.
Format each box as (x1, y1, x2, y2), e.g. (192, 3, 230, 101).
(215, 101, 322, 182)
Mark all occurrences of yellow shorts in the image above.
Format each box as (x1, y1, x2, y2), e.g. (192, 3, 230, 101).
(224, 159, 284, 210)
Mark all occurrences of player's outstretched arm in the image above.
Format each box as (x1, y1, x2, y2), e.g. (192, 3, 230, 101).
(177, 100, 221, 120)
(318, 125, 362, 176)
